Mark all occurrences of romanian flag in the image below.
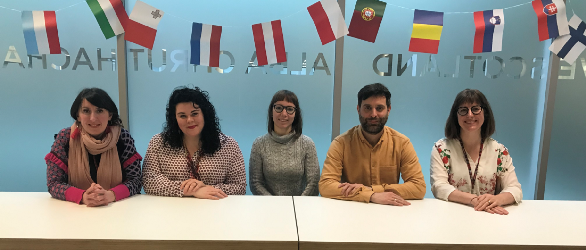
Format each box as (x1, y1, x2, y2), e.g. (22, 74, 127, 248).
(347, 0, 386, 43)
(409, 10, 443, 54)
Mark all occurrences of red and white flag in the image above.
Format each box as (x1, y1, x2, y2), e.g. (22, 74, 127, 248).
(124, 0, 163, 49)
(252, 20, 286, 66)
(307, 0, 348, 45)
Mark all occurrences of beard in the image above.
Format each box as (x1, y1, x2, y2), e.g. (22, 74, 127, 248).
(359, 114, 388, 134)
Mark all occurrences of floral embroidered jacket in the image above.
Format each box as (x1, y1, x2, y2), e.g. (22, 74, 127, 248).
(430, 138, 522, 203)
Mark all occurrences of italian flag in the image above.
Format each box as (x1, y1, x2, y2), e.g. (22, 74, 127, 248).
(347, 0, 386, 43)
(86, 0, 128, 39)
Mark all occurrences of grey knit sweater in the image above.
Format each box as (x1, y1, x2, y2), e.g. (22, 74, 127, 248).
(249, 132, 320, 196)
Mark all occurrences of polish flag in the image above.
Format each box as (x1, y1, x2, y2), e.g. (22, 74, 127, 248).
(191, 22, 222, 67)
(21, 11, 61, 55)
(307, 0, 348, 45)
(252, 20, 287, 66)
(124, 0, 164, 50)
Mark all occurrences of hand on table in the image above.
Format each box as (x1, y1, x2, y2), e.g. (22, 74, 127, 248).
(193, 186, 228, 200)
(470, 195, 509, 215)
(370, 192, 411, 206)
(82, 183, 115, 207)
(181, 178, 205, 197)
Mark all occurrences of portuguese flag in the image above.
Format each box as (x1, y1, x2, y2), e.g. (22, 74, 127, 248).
(348, 0, 386, 43)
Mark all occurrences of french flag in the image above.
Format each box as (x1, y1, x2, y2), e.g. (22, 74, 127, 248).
(191, 23, 222, 67)
(473, 9, 504, 53)
(21, 11, 61, 55)
(252, 20, 287, 66)
(532, 0, 570, 41)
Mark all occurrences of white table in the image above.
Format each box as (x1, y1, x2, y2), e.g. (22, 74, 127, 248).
(293, 196, 586, 250)
(0, 193, 298, 250)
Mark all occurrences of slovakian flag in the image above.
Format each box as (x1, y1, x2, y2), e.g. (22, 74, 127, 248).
(307, 0, 348, 45)
(473, 9, 504, 53)
(532, 0, 569, 41)
(124, 0, 163, 50)
(252, 20, 286, 66)
(21, 11, 61, 55)
(86, 0, 128, 39)
(409, 10, 443, 54)
(549, 15, 586, 65)
(347, 0, 386, 43)
(191, 23, 222, 67)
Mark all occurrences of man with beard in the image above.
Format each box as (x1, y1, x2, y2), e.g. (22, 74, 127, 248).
(319, 83, 426, 205)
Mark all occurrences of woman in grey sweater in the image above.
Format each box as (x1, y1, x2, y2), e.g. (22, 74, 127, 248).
(249, 90, 320, 196)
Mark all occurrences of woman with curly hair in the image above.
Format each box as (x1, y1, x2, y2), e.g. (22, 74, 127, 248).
(44, 88, 142, 206)
(142, 86, 246, 199)
(430, 89, 522, 215)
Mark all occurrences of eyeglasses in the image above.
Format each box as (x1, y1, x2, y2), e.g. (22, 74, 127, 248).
(273, 104, 296, 115)
(457, 106, 483, 116)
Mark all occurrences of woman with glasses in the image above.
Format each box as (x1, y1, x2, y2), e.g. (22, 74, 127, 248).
(430, 89, 522, 215)
(249, 90, 320, 196)
(142, 86, 246, 199)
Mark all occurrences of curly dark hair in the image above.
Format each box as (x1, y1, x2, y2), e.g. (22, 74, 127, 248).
(162, 86, 222, 156)
(70, 88, 123, 127)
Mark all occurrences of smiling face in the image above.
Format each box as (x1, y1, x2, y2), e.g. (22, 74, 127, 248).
(272, 100, 296, 133)
(457, 102, 484, 134)
(357, 95, 390, 135)
(175, 102, 205, 139)
(77, 99, 112, 138)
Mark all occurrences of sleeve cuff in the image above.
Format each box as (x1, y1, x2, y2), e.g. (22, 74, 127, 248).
(371, 185, 385, 193)
(65, 187, 85, 204)
(359, 188, 375, 203)
(110, 184, 130, 201)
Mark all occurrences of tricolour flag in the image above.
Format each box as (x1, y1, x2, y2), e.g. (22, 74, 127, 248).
(549, 15, 586, 65)
(532, 0, 569, 41)
(252, 20, 286, 66)
(473, 9, 505, 53)
(347, 0, 386, 43)
(86, 0, 128, 39)
(191, 23, 222, 67)
(409, 10, 443, 54)
(307, 0, 348, 45)
(124, 0, 163, 50)
(21, 11, 61, 55)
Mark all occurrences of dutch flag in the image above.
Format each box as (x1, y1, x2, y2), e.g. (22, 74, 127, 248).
(473, 9, 504, 53)
(191, 23, 222, 67)
(532, 0, 570, 41)
(21, 11, 61, 55)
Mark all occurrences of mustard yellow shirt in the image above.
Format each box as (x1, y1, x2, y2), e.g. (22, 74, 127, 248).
(319, 125, 426, 202)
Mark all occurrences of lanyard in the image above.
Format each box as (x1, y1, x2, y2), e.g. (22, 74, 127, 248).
(459, 139, 483, 190)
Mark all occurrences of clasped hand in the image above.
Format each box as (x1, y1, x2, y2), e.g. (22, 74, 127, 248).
(180, 178, 227, 200)
(471, 194, 509, 215)
(82, 183, 115, 207)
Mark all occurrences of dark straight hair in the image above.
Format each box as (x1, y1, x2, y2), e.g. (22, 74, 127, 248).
(357, 83, 391, 107)
(445, 89, 496, 140)
(70, 88, 122, 127)
(267, 90, 303, 140)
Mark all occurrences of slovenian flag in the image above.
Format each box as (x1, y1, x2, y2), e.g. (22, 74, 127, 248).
(21, 11, 61, 55)
(549, 15, 586, 65)
(473, 9, 504, 53)
(307, 0, 348, 45)
(252, 20, 287, 66)
(86, 0, 128, 39)
(124, 0, 163, 50)
(191, 23, 222, 67)
(409, 10, 443, 54)
(532, 0, 569, 41)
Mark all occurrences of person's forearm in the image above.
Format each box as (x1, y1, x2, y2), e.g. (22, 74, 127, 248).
(447, 189, 477, 205)
(497, 192, 516, 206)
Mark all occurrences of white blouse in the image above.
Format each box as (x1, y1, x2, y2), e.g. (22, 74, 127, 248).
(430, 138, 522, 203)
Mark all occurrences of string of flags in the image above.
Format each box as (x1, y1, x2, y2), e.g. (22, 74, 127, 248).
(10, 0, 586, 65)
